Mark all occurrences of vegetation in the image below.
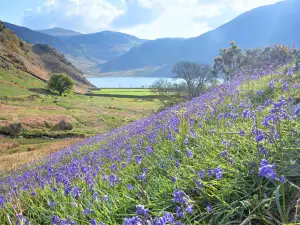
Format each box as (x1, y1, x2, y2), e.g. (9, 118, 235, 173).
(172, 61, 215, 100)
(214, 42, 300, 82)
(48, 73, 75, 96)
(90, 89, 155, 97)
(0, 61, 298, 224)
(0, 69, 159, 170)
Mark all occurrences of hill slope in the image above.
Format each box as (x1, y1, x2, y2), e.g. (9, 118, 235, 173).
(37, 27, 82, 37)
(101, 0, 300, 77)
(0, 60, 299, 224)
(0, 21, 93, 92)
(4, 22, 144, 76)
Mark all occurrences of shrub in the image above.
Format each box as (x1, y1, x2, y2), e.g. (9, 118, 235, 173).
(48, 73, 74, 96)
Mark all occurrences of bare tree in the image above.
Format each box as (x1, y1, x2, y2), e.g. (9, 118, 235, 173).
(172, 61, 214, 100)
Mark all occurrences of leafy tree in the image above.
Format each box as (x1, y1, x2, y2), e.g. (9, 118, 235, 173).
(172, 61, 215, 100)
(213, 41, 244, 82)
(48, 73, 75, 96)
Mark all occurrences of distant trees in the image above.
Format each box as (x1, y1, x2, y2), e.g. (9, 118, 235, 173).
(48, 73, 75, 96)
(172, 61, 215, 100)
(214, 41, 300, 82)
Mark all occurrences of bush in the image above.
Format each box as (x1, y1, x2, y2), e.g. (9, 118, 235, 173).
(48, 73, 75, 96)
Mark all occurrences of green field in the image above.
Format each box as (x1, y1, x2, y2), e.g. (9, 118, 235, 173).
(90, 88, 155, 96)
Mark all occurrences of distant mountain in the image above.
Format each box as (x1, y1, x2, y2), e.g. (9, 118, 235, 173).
(100, 0, 300, 77)
(61, 31, 145, 63)
(3, 22, 144, 76)
(0, 21, 93, 92)
(38, 27, 82, 37)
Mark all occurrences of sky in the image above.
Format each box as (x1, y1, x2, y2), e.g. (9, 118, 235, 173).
(0, 0, 284, 39)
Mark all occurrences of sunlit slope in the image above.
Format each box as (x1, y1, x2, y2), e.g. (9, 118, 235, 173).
(0, 64, 299, 224)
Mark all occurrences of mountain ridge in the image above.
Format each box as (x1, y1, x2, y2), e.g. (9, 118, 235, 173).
(0, 21, 93, 93)
(4, 22, 145, 76)
(38, 27, 82, 37)
(100, 0, 300, 77)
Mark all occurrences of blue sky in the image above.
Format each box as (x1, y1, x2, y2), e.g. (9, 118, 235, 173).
(0, 0, 283, 39)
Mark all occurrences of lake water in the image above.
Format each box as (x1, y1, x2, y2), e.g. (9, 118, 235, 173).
(87, 77, 177, 88)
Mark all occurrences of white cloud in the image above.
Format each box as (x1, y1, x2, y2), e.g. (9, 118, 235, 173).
(22, 0, 283, 38)
(123, 0, 283, 39)
(22, 0, 125, 32)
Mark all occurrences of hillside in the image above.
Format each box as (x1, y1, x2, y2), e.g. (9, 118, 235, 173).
(0, 60, 299, 224)
(4, 22, 145, 76)
(0, 21, 93, 92)
(100, 0, 300, 77)
(38, 27, 82, 37)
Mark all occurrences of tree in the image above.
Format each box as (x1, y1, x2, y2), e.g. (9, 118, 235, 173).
(213, 41, 244, 82)
(48, 73, 75, 96)
(150, 79, 185, 111)
(172, 61, 214, 100)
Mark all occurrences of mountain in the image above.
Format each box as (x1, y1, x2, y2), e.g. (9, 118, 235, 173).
(3, 22, 144, 76)
(38, 27, 82, 37)
(0, 21, 93, 92)
(100, 0, 300, 77)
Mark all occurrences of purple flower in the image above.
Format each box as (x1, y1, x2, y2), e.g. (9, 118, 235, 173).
(64, 186, 72, 196)
(176, 206, 184, 218)
(124, 216, 142, 225)
(90, 219, 97, 225)
(52, 215, 60, 225)
(49, 200, 55, 209)
(221, 150, 227, 157)
(239, 130, 246, 136)
(173, 190, 188, 205)
(214, 167, 223, 181)
(221, 139, 227, 147)
(280, 175, 285, 183)
(136, 204, 149, 217)
(127, 184, 134, 191)
(103, 195, 108, 202)
(206, 203, 212, 213)
(258, 159, 276, 180)
(196, 180, 203, 190)
(109, 174, 117, 186)
(73, 186, 80, 200)
(199, 170, 205, 179)
(184, 138, 189, 145)
(186, 149, 193, 158)
(83, 208, 94, 216)
(186, 205, 193, 214)
(136, 156, 143, 165)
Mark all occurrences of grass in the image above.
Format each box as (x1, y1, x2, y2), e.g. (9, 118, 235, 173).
(91, 89, 154, 96)
(0, 69, 159, 170)
(0, 65, 299, 224)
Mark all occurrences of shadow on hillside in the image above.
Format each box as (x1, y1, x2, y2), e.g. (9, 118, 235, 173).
(28, 88, 53, 95)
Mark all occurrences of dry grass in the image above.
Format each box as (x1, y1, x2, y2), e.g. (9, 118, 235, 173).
(0, 138, 82, 171)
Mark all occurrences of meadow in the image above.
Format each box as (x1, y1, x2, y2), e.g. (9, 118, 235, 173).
(0, 64, 299, 224)
(0, 69, 159, 171)
(90, 89, 155, 97)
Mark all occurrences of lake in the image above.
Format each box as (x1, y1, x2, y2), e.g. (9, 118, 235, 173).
(87, 77, 178, 88)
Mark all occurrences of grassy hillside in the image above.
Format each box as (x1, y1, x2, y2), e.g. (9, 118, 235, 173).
(0, 63, 298, 224)
(0, 21, 93, 92)
(0, 69, 159, 171)
(4, 22, 145, 76)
